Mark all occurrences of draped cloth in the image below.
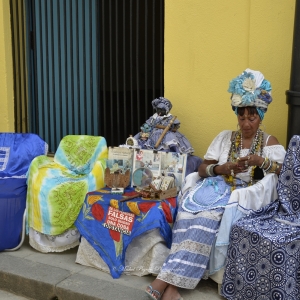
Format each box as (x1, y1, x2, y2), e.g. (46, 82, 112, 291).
(0, 133, 48, 251)
(74, 188, 178, 279)
(26, 135, 107, 237)
(0, 133, 48, 178)
(221, 135, 300, 300)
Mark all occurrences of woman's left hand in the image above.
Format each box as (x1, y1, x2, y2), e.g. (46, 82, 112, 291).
(237, 154, 264, 169)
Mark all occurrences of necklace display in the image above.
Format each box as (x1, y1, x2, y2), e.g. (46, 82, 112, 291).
(224, 129, 264, 190)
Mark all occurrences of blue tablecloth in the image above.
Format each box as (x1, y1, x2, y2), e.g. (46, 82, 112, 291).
(75, 188, 177, 278)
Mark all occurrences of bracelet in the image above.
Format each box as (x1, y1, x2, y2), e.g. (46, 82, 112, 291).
(275, 163, 281, 173)
(264, 160, 273, 172)
(210, 164, 218, 176)
(259, 157, 268, 169)
(206, 164, 218, 177)
(269, 161, 278, 173)
(205, 165, 211, 176)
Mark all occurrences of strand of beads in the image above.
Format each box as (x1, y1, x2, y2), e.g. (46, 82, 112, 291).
(240, 129, 261, 155)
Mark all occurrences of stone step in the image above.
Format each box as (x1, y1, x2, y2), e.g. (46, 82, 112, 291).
(0, 237, 223, 300)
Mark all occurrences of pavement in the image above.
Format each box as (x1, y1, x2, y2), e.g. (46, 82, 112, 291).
(0, 236, 224, 300)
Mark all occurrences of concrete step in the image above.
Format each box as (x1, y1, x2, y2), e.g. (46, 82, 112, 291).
(0, 289, 31, 300)
(0, 237, 224, 300)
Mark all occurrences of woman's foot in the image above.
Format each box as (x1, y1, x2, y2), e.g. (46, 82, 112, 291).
(145, 279, 168, 300)
(161, 284, 183, 300)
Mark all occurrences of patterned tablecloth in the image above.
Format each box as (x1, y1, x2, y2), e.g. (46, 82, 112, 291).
(75, 188, 177, 278)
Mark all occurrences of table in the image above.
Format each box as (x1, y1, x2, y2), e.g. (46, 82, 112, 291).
(75, 187, 177, 278)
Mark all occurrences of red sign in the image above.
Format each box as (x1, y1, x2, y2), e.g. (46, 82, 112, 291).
(103, 206, 135, 235)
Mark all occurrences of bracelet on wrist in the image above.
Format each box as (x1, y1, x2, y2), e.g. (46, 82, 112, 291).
(269, 161, 278, 173)
(264, 160, 272, 172)
(275, 163, 281, 173)
(206, 164, 218, 177)
(259, 157, 268, 169)
(265, 160, 279, 173)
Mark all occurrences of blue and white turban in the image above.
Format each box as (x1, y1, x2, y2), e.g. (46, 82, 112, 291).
(152, 97, 173, 114)
(228, 68, 272, 120)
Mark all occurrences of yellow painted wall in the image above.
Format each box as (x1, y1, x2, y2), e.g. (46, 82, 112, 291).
(0, 0, 14, 132)
(165, 0, 295, 157)
(0, 1, 296, 152)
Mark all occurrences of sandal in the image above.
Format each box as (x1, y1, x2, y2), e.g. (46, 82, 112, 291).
(145, 285, 163, 300)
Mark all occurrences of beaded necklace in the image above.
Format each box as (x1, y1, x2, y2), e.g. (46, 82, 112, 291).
(223, 129, 264, 190)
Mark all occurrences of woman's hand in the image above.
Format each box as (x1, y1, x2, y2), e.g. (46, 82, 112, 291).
(215, 162, 245, 176)
(237, 154, 264, 169)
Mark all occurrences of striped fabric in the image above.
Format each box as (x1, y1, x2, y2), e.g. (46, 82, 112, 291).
(157, 206, 224, 289)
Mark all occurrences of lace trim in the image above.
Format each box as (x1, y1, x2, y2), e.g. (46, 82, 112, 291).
(28, 227, 80, 253)
(76, 237, 111, 274)
(157, 271, 200, 289)
(29, 235, 79, 253)
(177, 209, 223, 222)
(76, 229, 170, 277)
(170, 239, 211, 256)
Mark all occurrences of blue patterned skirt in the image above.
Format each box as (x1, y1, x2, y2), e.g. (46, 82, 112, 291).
(221, 201, 300, 300)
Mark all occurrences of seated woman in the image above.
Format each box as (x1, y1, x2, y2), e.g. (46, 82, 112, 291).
(134, 97, 202, 175)
(145, 69, 286, 300)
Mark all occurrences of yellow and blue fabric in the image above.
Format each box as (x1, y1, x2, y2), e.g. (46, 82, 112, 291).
(222, 135, 300, 299)
(0, 133, 48, 251)
(26, 135, 107, 236)
(75, 187, 178, 278)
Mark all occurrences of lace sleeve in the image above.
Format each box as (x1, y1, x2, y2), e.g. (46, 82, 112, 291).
(204, 130, 232, 162)
(263, 145, 286, 163)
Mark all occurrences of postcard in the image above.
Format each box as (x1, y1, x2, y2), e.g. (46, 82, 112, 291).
(131, 149, 162, 186)
(160, 152, 187, 190)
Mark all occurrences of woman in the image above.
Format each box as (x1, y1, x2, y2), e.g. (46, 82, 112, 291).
(145, 69, 286, 300)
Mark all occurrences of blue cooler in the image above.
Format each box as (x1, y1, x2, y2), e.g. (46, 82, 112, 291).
(0, 133, 47, 251)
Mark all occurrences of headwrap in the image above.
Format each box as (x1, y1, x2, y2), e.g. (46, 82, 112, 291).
(152, 97, 172, 114)
(228, 68, 272, 120)
(140, 123, 152, 133)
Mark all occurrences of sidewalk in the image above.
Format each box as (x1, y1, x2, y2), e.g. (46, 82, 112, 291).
(0, 236, 224, 300)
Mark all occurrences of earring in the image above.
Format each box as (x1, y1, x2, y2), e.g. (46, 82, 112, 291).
(259, 122, 266, 132)
(237, 123, 240, 131)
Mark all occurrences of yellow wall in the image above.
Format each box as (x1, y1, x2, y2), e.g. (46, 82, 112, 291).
(0, 0, 14, 132)
(165, 0, 295, 157)
(0, 1, 296, 152)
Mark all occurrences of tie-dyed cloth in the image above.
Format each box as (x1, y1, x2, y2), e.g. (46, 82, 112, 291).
(222, 135, 300, 300)
(26, 135, 107, 236)
(75, 188, 178, 278)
